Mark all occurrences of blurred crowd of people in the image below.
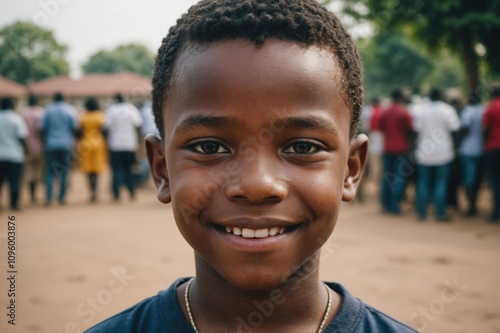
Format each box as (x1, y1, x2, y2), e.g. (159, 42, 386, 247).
(0, 93, 157, 210)
(1, 86, 500, 223)
(359, 86, 500, 222)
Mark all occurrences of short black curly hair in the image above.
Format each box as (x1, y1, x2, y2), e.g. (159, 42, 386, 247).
(152, 0, 363, 138)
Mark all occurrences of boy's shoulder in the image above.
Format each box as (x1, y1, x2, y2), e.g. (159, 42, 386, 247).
(84, 278, 417, 333)
(84, 277, 192, 333)
(324, 282, 418, 333)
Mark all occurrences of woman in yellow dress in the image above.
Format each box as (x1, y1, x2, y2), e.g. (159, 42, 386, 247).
(78, 97, 107, 202)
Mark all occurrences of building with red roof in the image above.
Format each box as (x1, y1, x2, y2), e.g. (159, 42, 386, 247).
(0, 76, 27, 99)
(28, 72, 152, 108)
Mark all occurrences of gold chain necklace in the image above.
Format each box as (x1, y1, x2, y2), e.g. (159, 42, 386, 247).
(184, 278, 332, 333)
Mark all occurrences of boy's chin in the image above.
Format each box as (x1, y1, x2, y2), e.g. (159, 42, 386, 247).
(221, 272, 289, 292)
(216, 262, 315, 292)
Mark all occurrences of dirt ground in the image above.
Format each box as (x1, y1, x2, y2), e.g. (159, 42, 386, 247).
(0, 169, 499, 333)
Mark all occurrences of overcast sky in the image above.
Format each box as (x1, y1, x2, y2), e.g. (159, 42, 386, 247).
(0, 0, 199, 77)
(0, 0, 367, 77)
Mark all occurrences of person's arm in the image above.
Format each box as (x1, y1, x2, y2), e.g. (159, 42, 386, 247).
(458, 126, 470, 142)
(102, 109, 112, 141)
(17, 115, 29, 155)
(74, 127, 83, 140)
(458, 109, 471, 140)
(447, 105, 461, 133)
(377, 113, 385, 133)
(39, 112, 47, 144)
(136, 127, 143, 145)
(405, 111, 416, 142)
(71, 108, 80, 138)
(132, 105, 144, 145)
(446, 106, 461, 149)
(20, 138, 28, 156)
(412, 106, 421, 133)
(101, 126, 109, 139)
(483, 108, 490, 142)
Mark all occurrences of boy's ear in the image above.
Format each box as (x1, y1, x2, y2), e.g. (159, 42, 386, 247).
(145, 134, 171, 204)
(342, 134, 368, 202)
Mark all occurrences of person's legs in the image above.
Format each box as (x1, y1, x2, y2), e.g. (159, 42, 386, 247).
(416, 165, 431, 219)
(461, 155, 474, 215)
(54, 150, 71, 204)
(8, 162, 23, 210)
(29, 180, 36, 203)
(446, 156, 461, 209)
(381, 154, 392, 212)
(109, 151, 122, 200)
(29, 156, 44, 204)
(369, 152, 382, 196)
(88, 172, 98, 202)
(460, 155, 474, 188)
(44, 151, 56, 205)
(434, 163, 451, 219)
(469, 155, 485, 215)
(124, 151, 137, 199)
(0, 161, 9, 208)
(24, 157, 35, 203)
(356, 156, 368, 203)
(390, 154, 411, 214)
(486, 150, 500, 221)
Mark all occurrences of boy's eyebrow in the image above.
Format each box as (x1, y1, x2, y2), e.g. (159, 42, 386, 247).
(175, 114, 245, 134)
(174, 114, 340, 136)
(279, 116, 340, 135)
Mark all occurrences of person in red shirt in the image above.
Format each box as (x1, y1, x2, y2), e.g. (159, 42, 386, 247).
(483, 86, 500, 221)
(378, 89, 414, 214)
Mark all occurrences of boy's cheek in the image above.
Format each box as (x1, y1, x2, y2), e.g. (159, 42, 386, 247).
(170, 170, 225, 224)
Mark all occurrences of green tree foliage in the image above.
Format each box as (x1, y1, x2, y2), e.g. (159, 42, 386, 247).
(82, 44, 155, 77)
(359, 32, 432, 99)
(422, 49, 466, 91)
(0, 21, 69, 85)
(341, 0, 500, 92)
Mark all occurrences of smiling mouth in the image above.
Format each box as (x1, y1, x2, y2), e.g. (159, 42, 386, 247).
(211, 224, 300, 239)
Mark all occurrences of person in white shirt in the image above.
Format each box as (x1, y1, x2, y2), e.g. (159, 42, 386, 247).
(413, 88, 460, 220)
(104, 94, 143, 201)
(0, 97, 29, 210)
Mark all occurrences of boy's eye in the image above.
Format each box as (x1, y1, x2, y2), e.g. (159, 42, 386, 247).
(283, 141, 320, 154)
(190, 141, 229, 154)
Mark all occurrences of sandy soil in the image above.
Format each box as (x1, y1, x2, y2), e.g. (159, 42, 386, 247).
(0, 170, 499, 333)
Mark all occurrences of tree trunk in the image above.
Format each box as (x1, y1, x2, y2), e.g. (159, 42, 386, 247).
(460, 31, 480, 94)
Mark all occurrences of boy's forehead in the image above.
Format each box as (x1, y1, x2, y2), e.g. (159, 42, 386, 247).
(171, 39, 343, 92)
(164, 39, 350, 134)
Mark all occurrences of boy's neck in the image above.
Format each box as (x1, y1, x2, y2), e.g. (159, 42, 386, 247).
(177, 253, 342, 333)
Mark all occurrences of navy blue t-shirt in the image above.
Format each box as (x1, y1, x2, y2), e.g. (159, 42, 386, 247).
(85, 278, 417, 332)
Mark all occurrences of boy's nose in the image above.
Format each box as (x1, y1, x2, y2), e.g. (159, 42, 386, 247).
(224, 159, 288, 205)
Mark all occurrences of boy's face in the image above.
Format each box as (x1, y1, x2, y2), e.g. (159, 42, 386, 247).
(147, 39, 367, 290)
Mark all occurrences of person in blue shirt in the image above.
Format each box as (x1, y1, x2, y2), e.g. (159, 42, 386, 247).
(459, 92, 485, 217)
(40, 92, 78, 206)
(86, 1, 417, 332)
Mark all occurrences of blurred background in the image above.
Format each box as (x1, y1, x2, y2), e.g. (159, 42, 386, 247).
(0, 1, 499, 333)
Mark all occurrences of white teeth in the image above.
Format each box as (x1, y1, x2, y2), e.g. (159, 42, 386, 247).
(269, 227, 279, 236)
(223, 226, 287, 238)
(242, 228, 255, 238)
(255, 229, 269, 238)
